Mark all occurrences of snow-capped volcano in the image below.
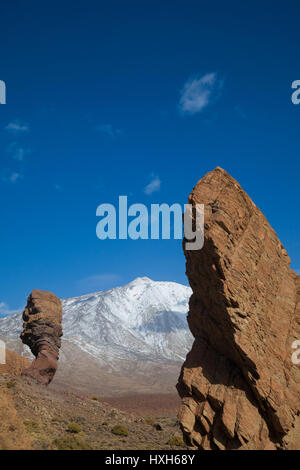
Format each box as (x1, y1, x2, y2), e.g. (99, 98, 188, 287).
(0, 278, 193, 395)
(62, 277, 192, 362)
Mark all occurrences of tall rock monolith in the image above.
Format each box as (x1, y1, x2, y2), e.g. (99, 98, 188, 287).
(177, 167, 300, 450)
(20, 290, 63, 385)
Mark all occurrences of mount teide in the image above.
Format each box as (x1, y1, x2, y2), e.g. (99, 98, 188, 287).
(0, 277, 192, 396)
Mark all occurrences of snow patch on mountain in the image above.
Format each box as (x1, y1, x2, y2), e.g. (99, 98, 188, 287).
(0, 277, 193, 365)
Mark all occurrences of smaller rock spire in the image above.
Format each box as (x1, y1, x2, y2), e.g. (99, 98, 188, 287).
(20, 289, 63, 385)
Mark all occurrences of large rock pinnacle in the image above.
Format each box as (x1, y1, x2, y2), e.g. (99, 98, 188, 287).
(20, 290, 63, 385)
(177, 167, 300, 450)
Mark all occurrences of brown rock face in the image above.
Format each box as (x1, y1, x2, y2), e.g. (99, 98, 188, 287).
(0, 350, 30, 376)
(177, 167, 300, 450)
(20, 290, 63, 385)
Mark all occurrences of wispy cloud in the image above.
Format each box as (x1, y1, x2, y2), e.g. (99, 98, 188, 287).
(144, 175, 161, 195)
(9, 172, 22, 183)
(5, 120, 29, 133)
(1, 171, 23, 184)
(179, 73, 223, 115)
(96, 124, 123, 138)
(77, 273, 121, 293)
(0, 301, 20, 316)
(7, 142, 30, 161)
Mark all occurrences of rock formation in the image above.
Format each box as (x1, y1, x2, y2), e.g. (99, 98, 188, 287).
(177, 167, 300, 450)
(20, 290, 63, 385)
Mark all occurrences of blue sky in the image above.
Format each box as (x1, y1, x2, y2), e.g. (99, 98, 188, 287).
(0, 0, 299, 312)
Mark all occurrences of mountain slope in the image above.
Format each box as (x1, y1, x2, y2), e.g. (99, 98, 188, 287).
(0, 278, 193, 395)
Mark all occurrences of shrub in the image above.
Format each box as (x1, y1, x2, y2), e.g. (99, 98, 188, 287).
(111, 425, 129, 437)
(23, 419, 39, 432)
(53, 436, 91, 450)
(91, 395, 99, 401)
(51, 417, 62, 424)
(144, 417, 154, 425)
(167, 434, 184, 446)
(67, 422, 81, 434)
(6, 380, 16, 389)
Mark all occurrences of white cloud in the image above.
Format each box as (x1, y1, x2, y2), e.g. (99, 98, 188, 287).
(144, 176, 161, 195)
(179, 73, 223, 115)
(9, 172, 22, 183)
(0, 302, 20, 316)
(7, 142, 30, 161)
(1, 171, 23, 184)
(0, 302, 8, 314)
(5, 120, 29, 133)
(96, 124, 123, 138)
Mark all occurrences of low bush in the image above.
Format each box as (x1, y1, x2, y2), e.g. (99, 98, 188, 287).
(111, 425, 129, 437)
(23, 419, 40, 432)
(53, 436, 91, 450)
(167, 434, 184, 446)
(67, 422, 81, 434)
(6, 380, 16, 389)
(144, 417, 154, 425)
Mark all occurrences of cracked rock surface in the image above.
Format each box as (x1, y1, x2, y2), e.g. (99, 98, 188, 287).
(177, 167, 300, 450)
